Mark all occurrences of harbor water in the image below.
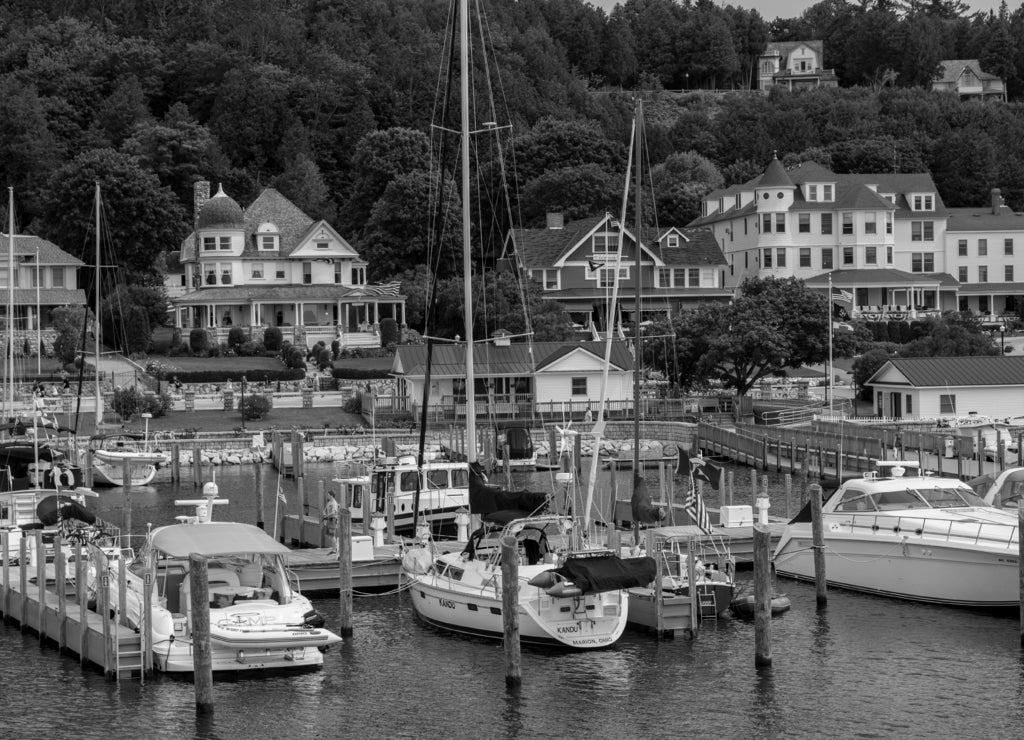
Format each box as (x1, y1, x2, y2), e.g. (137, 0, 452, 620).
(3, 463, 1024, 740)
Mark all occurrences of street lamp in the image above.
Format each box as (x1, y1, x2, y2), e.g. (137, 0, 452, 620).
(141, 412, 152, 451)
(240, 376, 247, 432)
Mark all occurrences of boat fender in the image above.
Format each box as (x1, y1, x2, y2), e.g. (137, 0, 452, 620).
(527, 571, 558, 589)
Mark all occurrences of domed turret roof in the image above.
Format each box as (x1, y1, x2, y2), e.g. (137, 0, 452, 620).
(197, 184, 244, 230)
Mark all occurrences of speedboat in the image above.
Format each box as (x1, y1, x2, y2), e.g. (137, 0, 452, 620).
(773, 460, 1020, 608)
(626, 525, 736, 626)
(89, 434, 169, 486)
(403, 513, 654, 648)
(107, 489, 342, 672)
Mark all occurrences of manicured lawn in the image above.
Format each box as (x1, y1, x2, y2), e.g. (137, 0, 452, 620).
(332, 356, 393, 371)
(71, 408, 368, 435)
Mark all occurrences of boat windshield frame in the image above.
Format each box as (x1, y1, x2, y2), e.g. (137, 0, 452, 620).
(834, 483, 987, 512)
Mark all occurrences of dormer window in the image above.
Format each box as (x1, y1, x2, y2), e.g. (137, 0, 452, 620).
(257, 222, 280, 251)
(912, 194, 934, 211)
(592, 233, 616, 256)
(666, 234, 679, 248)
(807, 185, 817, 202)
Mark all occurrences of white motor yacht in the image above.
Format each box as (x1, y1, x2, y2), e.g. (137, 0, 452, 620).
(773, 461, 1020, 608)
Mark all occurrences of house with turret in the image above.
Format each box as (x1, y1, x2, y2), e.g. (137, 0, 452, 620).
(171, 182, 405, 348)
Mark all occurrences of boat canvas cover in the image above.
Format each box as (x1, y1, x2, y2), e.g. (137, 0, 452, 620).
(36, 495, 96, 526)
(552, 554, 657, 594)
(150, 522, 291, 557)
(496, 422, 534, 459)
(469, 465, 547, 519)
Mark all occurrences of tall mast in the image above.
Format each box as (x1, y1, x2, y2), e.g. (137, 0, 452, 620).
(6, 187, 13, 417)
(460, 0, 476, 463)
(94, 181, 102, 434)
(632, 99, 643, 475)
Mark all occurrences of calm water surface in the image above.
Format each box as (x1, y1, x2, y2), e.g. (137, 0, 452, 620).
(2, 463, 1023, 739)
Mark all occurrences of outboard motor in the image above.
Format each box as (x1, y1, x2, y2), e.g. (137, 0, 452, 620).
(301, 609, 326, 629)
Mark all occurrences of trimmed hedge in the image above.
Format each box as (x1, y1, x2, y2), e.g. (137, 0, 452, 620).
(331, 367, 392, 380)
(155, 368, 306, 384)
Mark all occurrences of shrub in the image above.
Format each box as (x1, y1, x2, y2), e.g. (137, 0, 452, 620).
(111, 387, 144, 420)
(316, 347, 332, 370)
(331, 339, 340, 359)
(237, 340, 263, 357)
(342, 395, 362, 413)
(140, 391, 173, 418)
(189, 328, 211, 354)
(263, 326, 283, 352)
(379, 318, 399, 347)
(22, 338, 31, 357)
(331, 367, 392, 380)
(286, 347, 307, 370)
(240, 394, 272, 420)
(168, 342, 189, 357)
(227, 326, 246, 349)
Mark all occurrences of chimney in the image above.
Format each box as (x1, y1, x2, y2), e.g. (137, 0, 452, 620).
(991, 188, 1005, 215)
(546, 210, 564, 230)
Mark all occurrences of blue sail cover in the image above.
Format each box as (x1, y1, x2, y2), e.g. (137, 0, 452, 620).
(468, 463, 548, 520)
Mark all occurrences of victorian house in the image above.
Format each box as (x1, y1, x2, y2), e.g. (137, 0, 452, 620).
(507, 212, 730, 332)
(757, 41, 839, 93)
(172, 182, 405, 347)
(932, 60, 1006, 102)
(0, 234, 86, 350)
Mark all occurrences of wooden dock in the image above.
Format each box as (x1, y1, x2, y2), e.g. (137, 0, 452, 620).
(0, 531, 143, 680)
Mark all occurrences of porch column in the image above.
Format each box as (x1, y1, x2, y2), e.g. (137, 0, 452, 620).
(174, 306, 182, 328)
(344, 304, 350, 331)
(294, 302, 301, 325)
(401, 301, 406, 326)
(373, 301, 379, 325)
(336, 300, 342, 327)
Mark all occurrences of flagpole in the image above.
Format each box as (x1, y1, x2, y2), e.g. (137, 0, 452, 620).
(827, 275, 834, 411)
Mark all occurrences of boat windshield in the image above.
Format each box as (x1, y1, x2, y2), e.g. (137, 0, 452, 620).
(908, 485, 987, 509)
(836, 485, 986, 512)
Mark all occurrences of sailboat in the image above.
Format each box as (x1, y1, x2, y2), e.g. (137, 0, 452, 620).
(402, 0, 650, 648)
(1, 187, 105, 563)
(85, 183, 168, 487)
(599, 101, 735, 626)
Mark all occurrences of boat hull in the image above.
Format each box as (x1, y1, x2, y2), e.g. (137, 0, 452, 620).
(408, 571, 626, 649)
(774, 522, 1020, 607)
(92, 460, 157, 487)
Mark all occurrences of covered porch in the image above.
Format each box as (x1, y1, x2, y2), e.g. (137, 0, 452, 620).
(170, 285, 406, 347)
(808, 269, 956, 322)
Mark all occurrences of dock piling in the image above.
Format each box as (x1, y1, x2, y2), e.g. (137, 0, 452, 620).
(753, 524, 772, 667)
(338, 510, 353, 637)
(255, 460, 265, 530)
(122, 458, 132, 549)
(188, 553, 214, 714)
(809, 482, 827, 608)
(500, 535, 522, 688)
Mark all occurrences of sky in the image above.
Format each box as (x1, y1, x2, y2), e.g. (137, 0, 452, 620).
(590, 0, 1010, 20)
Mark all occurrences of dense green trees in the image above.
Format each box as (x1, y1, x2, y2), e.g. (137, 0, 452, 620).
(5, 0, 1024, 344)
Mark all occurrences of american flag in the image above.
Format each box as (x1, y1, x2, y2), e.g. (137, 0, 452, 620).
(683, 486, 712, 535)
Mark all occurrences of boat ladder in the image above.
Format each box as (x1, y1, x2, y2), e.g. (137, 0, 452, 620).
(697, 588, 719, 621)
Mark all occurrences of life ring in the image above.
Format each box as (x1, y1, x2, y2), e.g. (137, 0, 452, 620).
(56, 467, 75, 488)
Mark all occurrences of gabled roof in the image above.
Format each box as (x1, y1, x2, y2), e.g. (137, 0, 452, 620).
(0, 235, 85, 265)
(513, 216, 725, 270)
(393, 340, 633, 378)
(936, 59, 1001, 84)
(181, 187, 361, 262)
(764, 40, 825, 61)
(833, 183, 893, 210)
(868, 356, 1024, 389)
(9, 288, 86, 306)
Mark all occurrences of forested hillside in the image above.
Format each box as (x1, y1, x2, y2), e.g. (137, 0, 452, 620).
(2, 0, 1024, 286)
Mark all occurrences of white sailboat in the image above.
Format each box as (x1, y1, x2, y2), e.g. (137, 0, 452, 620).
(86, 183, 167, 487)
(402, 0, 649, 647)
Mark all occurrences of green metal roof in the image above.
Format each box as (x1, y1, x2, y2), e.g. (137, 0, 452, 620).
(871, 356, 1024, 388)
(393, 340, 633, 378)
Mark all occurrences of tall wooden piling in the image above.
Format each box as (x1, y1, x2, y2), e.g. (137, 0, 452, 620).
(338, 510, 353, 637)
(296, 477, 306, 546)
(35, 530, 45, 644)
(1, 531, 9, 623)
(189, 553, 214, 714)
(809, 482, 827, 607)
(171, 441, 180, 482)
(84, 448, 94, 488)
(686, 538, 698, 637)
(753, 524, 772, 667)
(750, 468, 757, 507)
(255, 460, 265, 530)
(317, 480, 327, 547)
(19, 537, 28, 629)
(646, 529, 666, 638)
(75, 543, 87, 665)
(55, 535, 66, 652)
(192, 443, 202, 487)
(500, 535, 522, 687)
(122, 458, 132, 550)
